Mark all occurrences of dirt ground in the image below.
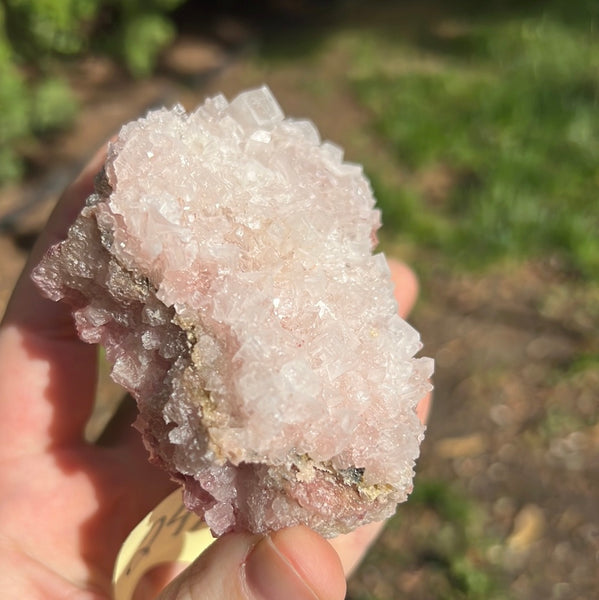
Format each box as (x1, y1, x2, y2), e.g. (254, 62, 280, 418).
(1, 5, 597, 599)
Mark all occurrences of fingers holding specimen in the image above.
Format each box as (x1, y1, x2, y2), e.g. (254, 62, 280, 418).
(387, 257, 419, 319)
(156, 526, 346, 600)
(0, 145, 110, 456)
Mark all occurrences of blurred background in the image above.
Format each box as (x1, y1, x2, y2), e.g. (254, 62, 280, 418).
(1, 1, 598, 598)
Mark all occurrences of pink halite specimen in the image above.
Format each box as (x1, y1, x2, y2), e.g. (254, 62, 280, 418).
(33, 86, 433, 537)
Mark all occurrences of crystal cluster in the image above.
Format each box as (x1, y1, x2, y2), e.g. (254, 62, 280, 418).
(33, 86, 433, 537)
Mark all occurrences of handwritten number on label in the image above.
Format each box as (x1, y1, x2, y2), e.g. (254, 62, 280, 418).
(112, 489, 215, 600)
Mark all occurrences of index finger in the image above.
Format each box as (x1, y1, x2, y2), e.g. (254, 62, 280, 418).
(3, 145, 108, 334)
(0, 145, 108, 458)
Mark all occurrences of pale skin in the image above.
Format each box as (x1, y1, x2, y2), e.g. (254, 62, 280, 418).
(0, 145, 431, 600)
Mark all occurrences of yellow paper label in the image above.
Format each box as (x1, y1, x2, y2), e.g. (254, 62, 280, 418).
(112, 488, 215, 600)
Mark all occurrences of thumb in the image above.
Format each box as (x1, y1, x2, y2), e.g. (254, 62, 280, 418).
(155, 525, 346, 600)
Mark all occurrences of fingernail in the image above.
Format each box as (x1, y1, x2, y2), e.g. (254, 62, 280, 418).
(244, 532, 319, 600)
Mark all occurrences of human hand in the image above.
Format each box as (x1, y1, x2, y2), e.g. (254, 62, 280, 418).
(0, 146, 430, 599)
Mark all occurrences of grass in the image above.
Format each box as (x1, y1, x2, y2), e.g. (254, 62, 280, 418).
(349, 480, 506, 600)
(344, 4, 599, 279)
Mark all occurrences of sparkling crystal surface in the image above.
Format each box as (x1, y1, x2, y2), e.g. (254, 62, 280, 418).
(33, 86, 433, 537)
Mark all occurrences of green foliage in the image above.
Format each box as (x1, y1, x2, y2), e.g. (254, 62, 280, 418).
(0, 5, 30, 182)
(0, 0, 186, 185)
(110, 0, 186, 76)
(351, 479, 505, 600)
(350, 8, 599, 280)
(410, 479, 472, 524)
(407, 481, 501, 599)
(5, 0, 99, 56)
(31, 78, 79, 132)
(120, 11, 176, 77)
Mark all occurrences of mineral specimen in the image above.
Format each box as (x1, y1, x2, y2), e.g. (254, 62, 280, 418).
(33, 86, 433, 537)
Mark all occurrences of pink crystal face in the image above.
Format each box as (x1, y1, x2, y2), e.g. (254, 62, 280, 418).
(33, 86, 433, 537)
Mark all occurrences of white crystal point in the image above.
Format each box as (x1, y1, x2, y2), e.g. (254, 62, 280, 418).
(228, 85, 285, 129)
(33, 86, 433, 537)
